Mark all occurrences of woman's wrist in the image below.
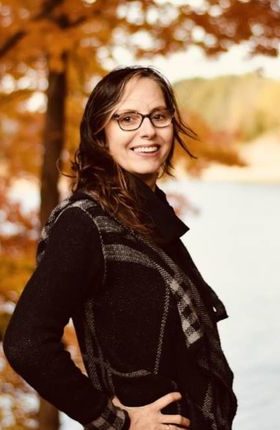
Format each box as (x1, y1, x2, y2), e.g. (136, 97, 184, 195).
(83, 398, 130, 429)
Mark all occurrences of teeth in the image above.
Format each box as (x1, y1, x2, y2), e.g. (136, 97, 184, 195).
(133, 146, 159, 153)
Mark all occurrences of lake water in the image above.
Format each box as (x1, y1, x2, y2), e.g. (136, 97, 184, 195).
(164, 180, 280, 430)
(9, 179, 279, 430)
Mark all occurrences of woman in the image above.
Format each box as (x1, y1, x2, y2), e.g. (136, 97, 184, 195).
(3, 66, 237, 430)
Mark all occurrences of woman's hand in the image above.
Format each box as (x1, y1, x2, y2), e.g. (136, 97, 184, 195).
(112, 391, 190, 429)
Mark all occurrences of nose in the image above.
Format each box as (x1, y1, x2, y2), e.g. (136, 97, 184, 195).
(139, 116, 156, 136)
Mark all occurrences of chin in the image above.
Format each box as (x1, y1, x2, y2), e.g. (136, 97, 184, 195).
(132, 170, 158, 177)
(130, 165, 161, 176)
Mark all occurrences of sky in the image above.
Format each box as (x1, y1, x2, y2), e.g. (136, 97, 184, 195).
(23, 42, 280, 113)
(111, 43, 280, 83)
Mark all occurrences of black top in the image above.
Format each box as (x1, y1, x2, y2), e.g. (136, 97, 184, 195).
(3, 178, 217, 427)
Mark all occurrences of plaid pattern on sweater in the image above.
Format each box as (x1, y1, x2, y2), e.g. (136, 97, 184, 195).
(37, 193, 237, 430)
(84, 399, 127, 430)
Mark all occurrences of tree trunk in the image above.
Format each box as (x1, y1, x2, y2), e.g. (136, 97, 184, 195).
(40, 56, 67, 227)
(38, 398, 60, 430)
(38, 55, 67, 430)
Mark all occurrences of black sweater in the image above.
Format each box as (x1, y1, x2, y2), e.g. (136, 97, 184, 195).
(3, 184, 229, 428)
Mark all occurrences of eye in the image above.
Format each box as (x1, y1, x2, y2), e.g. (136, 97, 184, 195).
(152, 110, 169, 121)
(119, 113, 140, 124)
(122, 115, 134, 123)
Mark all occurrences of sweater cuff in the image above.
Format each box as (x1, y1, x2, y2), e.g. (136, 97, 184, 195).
(84, 399, 130, 429)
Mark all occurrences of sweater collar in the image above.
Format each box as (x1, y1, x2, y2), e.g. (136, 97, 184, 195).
(74, 176, 189, 245)
(130, 175, 189, 244)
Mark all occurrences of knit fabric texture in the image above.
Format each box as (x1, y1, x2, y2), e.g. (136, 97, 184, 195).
(37, 192, 237, 430)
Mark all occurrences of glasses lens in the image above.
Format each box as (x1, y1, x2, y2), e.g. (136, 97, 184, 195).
(118, 113, 141, 130)
(151, 110, 173, 127)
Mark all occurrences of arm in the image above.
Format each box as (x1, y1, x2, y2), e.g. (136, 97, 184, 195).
(3, 207, 130, 429)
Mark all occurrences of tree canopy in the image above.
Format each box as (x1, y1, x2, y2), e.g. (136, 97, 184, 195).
(1, 1, 279, 428)
(1, 0, 279, 182)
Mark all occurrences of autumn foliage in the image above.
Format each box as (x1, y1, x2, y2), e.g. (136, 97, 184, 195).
(1, 1, 279, 428)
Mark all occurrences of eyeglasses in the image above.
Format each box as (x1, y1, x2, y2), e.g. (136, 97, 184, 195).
(112, 108, 174, 131)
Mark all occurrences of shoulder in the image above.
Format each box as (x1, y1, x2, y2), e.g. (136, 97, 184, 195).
(52, 189, 98, 227)
(46, 189, 102, 233)
(51, 205, 97, 234)
(37, 192, 103, 264)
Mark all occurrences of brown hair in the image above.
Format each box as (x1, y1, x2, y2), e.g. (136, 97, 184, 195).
(70, 66, 196, 239)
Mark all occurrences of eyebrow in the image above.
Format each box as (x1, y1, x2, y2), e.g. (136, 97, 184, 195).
(116, 105, 168, 114)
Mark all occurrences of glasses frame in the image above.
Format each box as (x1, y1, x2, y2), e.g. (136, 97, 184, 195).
(112, 108, 175, 131)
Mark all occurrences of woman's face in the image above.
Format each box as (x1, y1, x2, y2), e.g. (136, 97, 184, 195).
(104, 77, 174, 189)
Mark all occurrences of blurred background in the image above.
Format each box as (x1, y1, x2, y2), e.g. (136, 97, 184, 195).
(0, 1, 279, 429)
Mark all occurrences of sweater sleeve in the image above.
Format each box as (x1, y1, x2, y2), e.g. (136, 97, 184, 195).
(3, 207, 130, 429)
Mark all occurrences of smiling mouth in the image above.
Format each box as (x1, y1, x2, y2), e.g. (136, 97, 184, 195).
(131, 145, 160, 154)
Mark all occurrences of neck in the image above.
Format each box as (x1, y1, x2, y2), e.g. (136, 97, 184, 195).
(133, 173, 157, 191)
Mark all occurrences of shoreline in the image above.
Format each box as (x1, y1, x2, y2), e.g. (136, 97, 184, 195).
(7, 131, 280, 211)
(199, 131, 280, 184)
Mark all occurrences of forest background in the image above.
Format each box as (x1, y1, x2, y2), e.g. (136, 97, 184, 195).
(0, 1, 279, 429)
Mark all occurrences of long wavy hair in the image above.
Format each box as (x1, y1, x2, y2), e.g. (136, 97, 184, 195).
(70, 66, 197, 239)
